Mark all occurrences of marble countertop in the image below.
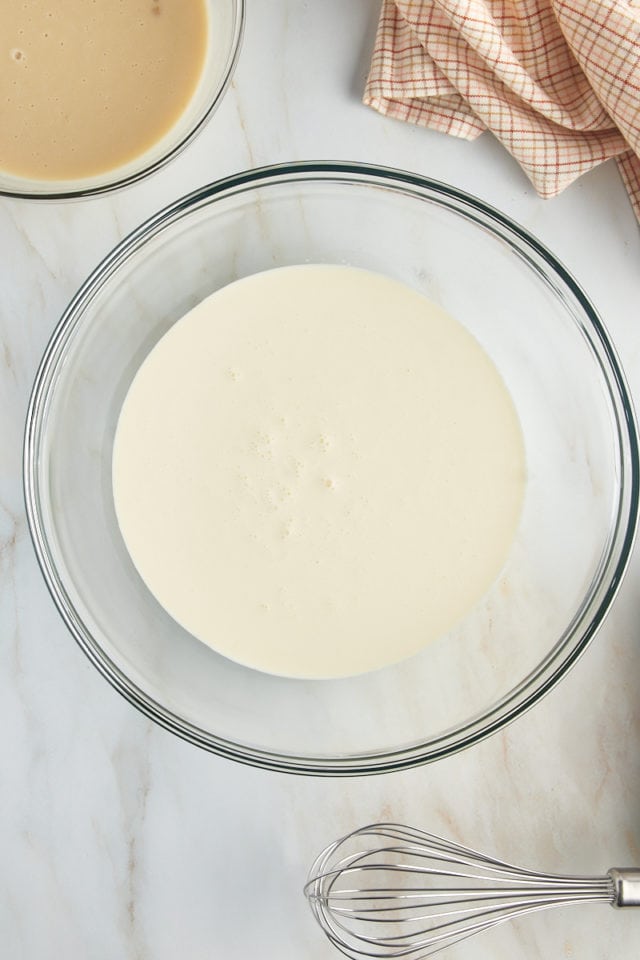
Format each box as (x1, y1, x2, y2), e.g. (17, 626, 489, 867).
(2, 3, 640, 958)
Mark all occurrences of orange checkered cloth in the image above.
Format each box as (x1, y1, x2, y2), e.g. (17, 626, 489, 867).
(364, 0, 640, 222)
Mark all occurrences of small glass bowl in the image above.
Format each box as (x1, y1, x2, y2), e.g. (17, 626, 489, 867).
(24, 163, 639, 774)
(0, 0, 244, 200)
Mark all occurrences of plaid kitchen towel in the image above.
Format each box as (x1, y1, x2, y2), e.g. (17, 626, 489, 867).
(364, 0, 640, 221)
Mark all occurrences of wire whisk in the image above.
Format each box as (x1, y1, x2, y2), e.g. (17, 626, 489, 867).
(305, 823, 640, 959)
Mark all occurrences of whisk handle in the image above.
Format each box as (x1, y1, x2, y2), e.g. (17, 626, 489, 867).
(608, 869, 640, 907)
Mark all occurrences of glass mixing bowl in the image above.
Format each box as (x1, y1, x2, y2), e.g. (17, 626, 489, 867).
(24, 163, 639, 774)
(0, 0, 244, 200)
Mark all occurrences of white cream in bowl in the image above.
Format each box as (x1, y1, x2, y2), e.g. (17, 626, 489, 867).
(112, 265, 525, 678)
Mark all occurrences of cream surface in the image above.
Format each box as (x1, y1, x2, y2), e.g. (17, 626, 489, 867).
(112, 265, 526, 678)
(0, 0, 208, 180)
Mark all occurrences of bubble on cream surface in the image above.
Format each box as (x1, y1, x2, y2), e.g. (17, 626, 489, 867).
(112, 265, 526, 679)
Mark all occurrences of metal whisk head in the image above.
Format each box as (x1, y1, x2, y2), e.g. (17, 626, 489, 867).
(305, 823, 638, 959)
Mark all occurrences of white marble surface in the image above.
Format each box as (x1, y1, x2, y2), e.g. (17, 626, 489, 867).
(2, 2, 640, 958)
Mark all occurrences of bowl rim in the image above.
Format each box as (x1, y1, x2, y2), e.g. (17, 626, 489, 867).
(0, 0, 245, 201)
(23, 161, 640, 775)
